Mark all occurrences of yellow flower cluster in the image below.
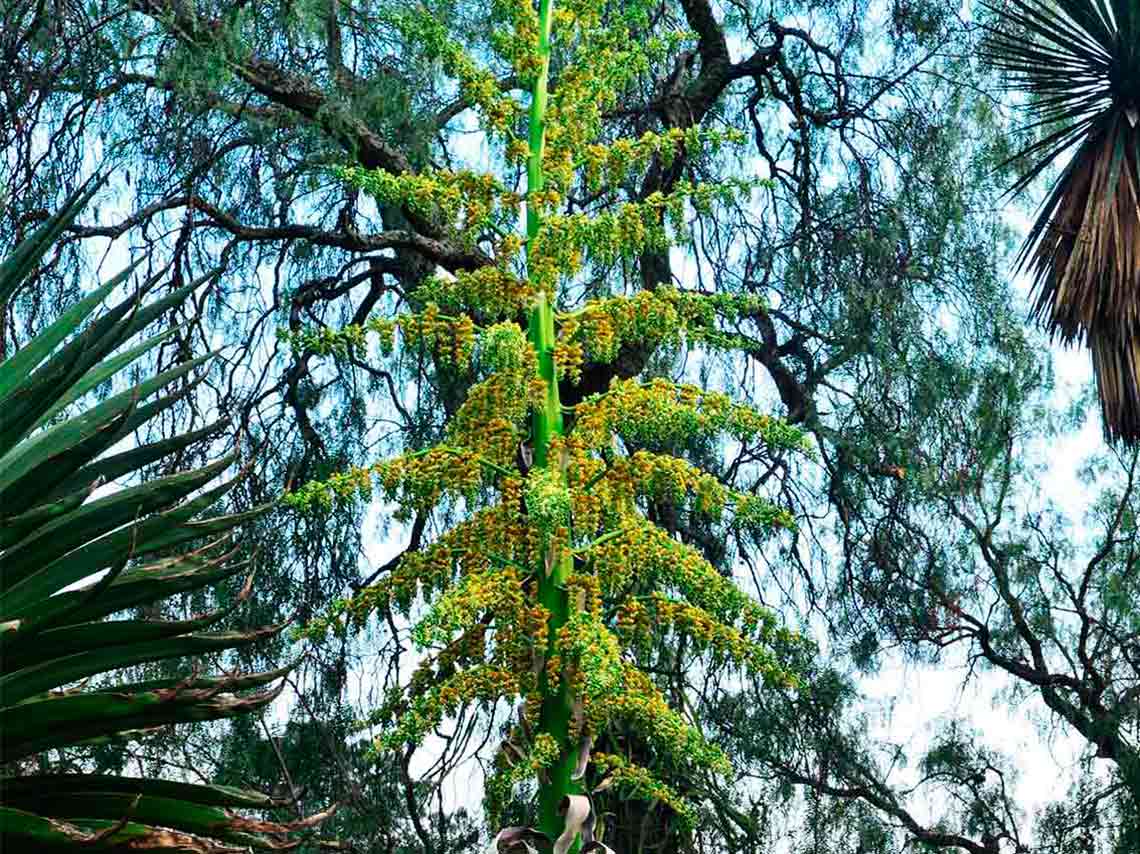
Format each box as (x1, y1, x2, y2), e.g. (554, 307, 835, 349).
(281, 0, 819, 826)
(488, 0, 543, 83)
(376, 665, 521, 752)
(401, 303, 477, 366)
(557, 577, 624, 718)
(573, 376, 813, 456)
(604, 664, 732, 775)
(590, 752, 695, 829)
(276, 322, 369, 358)
(376, 447, 488, 513)
(447, 326, 543, 463)
(539, 0, 677, 189)
(586, 519, 775, 641)
(415, 266, 533, 319)
(567, 444, 793, 533)
(539, 201, 667, 269)
(609, 450, 727, 515)
(485, 732, 560, 827)
(527, 181, 752, 287)
(579, 127, 747, 192)
(643, 593, 776, 672)
(338, 166, 506, 238)
(285, 446, 499, 516)
(279, 307, 474, 368)
(555, 291, 681, 382)
(551, 287, 799, 384)
(283, 463, 378, 512)
(412, 565, 526, 648)
(379, 485, 539, 612)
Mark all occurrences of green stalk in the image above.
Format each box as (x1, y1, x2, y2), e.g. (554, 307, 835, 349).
(524, 0, 583, 845)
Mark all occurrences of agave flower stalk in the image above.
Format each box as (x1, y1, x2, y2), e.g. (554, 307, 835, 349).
(524, 0, 586, 841)
(289, 1, 812, 851)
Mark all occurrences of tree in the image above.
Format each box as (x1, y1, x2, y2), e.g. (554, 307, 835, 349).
(0, 184, 331, 851)
(982, 0, 1140, 441)
(285, 0, 813, 849)
(4, 0, 1045, 849)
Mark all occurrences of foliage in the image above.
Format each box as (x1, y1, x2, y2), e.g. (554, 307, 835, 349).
(0, 183, 329, 851)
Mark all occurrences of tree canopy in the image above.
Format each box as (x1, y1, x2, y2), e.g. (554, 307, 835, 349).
(4, 0, 1139, 852)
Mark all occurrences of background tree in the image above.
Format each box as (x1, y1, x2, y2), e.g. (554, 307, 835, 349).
(2, 0, 1097, 851)
(285, 0, 813, 848)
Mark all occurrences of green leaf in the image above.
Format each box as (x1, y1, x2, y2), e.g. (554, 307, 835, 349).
(29, 324, 182, 433)
(42, 420, 228, 503)
(0, 275, 198, 454)
(0, 774, 290, 810)
(0, 456, 234, 600)
(1, 673, 285, 762)
(2, 603, 239, 672)
(0, 355, 209, 504)
(10, 546, 246, 630)
(0, 184, 323, 852)
(0, 482, 98, 548)
(0, 273, 122, 403)
(0, 176, 104, 306)
(0, 623, 283, 706)
(0, 805, 248, 853)
(0, 792, 273, 848)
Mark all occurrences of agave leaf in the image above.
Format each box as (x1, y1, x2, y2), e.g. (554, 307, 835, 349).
(7, 373, 211, 494)
(2, 792, 243, 841)
(0, 456, 234, 598)
(1, 602, 241, 671)
(102, 660, 298, 697)
(30, 324, 183, 432)
(43, 419, 228, 503)
(0, 176, 103, 306)
(0, 274, 123, 402)
(15, 795, 337, 851)
(0, 273, 158, 451)
(0, 355, 210, 501)
(0, 274, 204, 454)
(0, 622, 284, 705)
(10, 545, 246, 629)
(0, 188, 326, 850)
(0, 481, 100, 548)
(19, 509, 267, 620)
(1, 676, 286, 762)
(0, 805, 251, 853)
(0, 483, 269, 624)
(0, 775, 291, 810)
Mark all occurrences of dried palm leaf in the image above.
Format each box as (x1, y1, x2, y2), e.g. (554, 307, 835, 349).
(983, 0, 1140, 440)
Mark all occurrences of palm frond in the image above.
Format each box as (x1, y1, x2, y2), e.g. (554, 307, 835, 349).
(983, 0, 1140, 441)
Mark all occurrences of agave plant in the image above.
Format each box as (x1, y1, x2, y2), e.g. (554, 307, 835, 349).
(0, 183, 330, 851)
(983, 0, 1140, 440)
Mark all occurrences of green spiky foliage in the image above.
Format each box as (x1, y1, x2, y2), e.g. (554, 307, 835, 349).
(285, 1, 812, 850)
(0, 183, 331, 852)
(983, 0, 1140, 441)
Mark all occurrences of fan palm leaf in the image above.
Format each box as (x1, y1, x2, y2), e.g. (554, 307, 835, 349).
(983, 0, 1140, 441)
(0, 182, 333, 851)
